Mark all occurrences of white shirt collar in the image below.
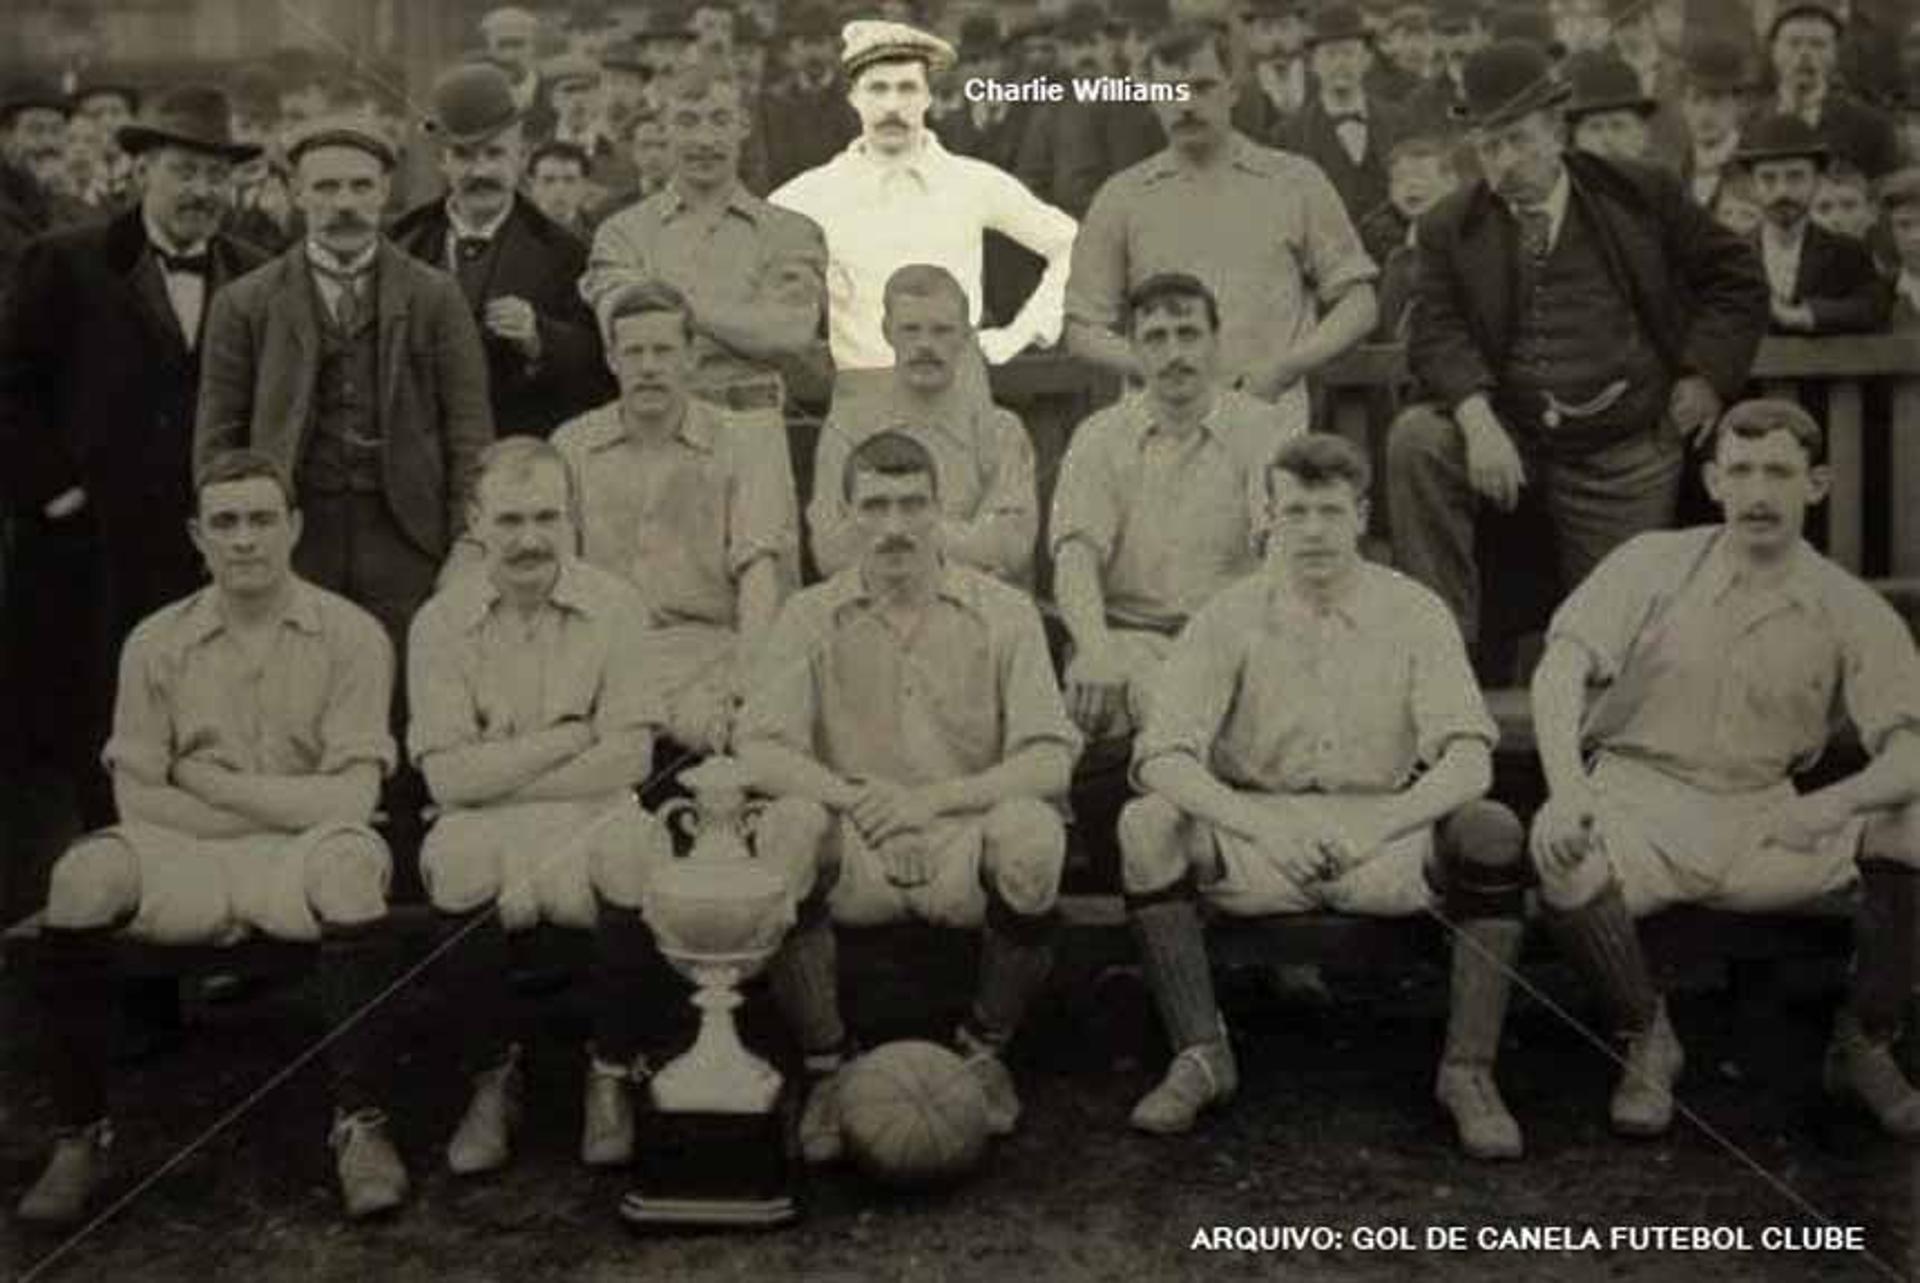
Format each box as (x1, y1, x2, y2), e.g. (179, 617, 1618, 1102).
(305, 237, 377, 277)
(1899, 268, 1920, 311)
(1693, 131, 1739, 173)
(848, 130, 947, 185)
(446, 193, 515, 242)
(1779, 82, 1829, 123)
(143, 215, 209, 261)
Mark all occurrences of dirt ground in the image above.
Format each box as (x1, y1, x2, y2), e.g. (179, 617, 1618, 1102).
(1, 941, 1912, 1283)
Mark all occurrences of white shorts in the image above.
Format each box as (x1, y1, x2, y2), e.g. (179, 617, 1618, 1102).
(421, 792, 658, 930)
(1562, 754, 1863, 917)
(829, 817, 992, 929)
(113, 820, 390, 945)
(1200, 794, 1436, 918)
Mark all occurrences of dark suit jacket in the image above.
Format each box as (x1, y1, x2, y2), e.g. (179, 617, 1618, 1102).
(1408, 153, 1770, 413)
(0, 208, 267, 622)
(1232, 59, 1308, 146)
(194, 240, 494, 560)
(1748, 93, 1902, 178)
(1781, 222, 1892, 333)
(936, 102, 1028, 170)
(388, 196, 611, 440)
(1278, 96, 1409, 229)
(1014, 99, 1164, 217)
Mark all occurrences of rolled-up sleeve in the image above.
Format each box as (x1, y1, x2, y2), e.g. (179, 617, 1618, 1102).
(1130, 596, 1241, 789)
(101, 630, 171, 784)
(580, 207, 653, 321)
(317, 611, 399, 776)
(1063, 181, 1128, 336)
(1545, 533, 1671, 684)
(727, 421, 800, 580)
(406, 600, 479, 765)
(1837, 587, 1920, 757)
(996, 597, 1082, 762)
(1296, 164, 1379, 303)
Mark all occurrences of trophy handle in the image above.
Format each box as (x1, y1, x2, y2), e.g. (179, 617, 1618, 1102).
(740, 797, 769, 846)
(658, 797, 703, 854)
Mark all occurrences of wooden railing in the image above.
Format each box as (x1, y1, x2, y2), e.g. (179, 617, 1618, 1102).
(993, 334, 1920, 581)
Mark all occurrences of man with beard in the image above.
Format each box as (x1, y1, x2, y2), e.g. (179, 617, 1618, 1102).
(1068, 24, 1377, 434)
(1406, 0, 1488, 124)
(0, 80, 86, 306)
(1385, 40, 1768, 679)
(1015, 1, 1165, 218)
(1, 86, 268, 835)
(479, 6, 555, 141)
(738, 430, 1081, 1161)
(762, 4, 859, 190)
(408, 437, 671, 1174)
(1232, 0, 1312, 145)
(1766, 0, 1899, 179)
(770, 20, 1078, 377)
(70, 83, 137, 212)
(195, 116, 493, 666)
(581, 65, 826, 440)
(809, 264, 1037, 585)
(1737, 113, 1887, 333)
(1529, 399, 1920, 1142)
(390, 64, 610, 441)
(1279, 4, 1414, 230)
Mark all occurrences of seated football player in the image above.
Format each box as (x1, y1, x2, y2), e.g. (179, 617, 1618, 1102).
(1119, 434, 1530, 1159)
(808, 264, 1039, 586)
(407, 437, 671, 1174)
(18, 449, 407, 1223)
(1531, 398, 1920, 1138)
(553, 281, 797, 757)
(736, 430, 1083, 1160)
(1051, 272, 1296, 752)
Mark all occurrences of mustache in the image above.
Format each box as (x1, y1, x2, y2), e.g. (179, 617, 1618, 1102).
(1156, 360, 1198, 378)
(506, 549, 552, 566)
(876, 536, 918, 553)
(458, 175, 508, 193)
(325, 212, 374, 232)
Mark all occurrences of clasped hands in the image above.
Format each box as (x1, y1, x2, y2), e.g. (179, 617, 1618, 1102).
(841, 777, 945, 887)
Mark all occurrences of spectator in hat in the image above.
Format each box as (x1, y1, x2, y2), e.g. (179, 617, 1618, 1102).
(763, 4, 860, 190)
(1878, 166, 1920, 326)
(389, 64, 611, 441)
(1813, 159, 1877, 236)
(1232, 0, 1312, 144)
(769, 19, 1078, 374)
(934, 14, 1022, 168)
(0, 79, 88, 259)
(1070, 21, 1377, 430)
(1016, 1, 1166, 217)
(1278, 4, 1414, 241)
(1488, 6, 1563, 61)
(597, 105, 675, 216)
(480, 6, 550, 126)
(598, 40, 654, 141)
(1679, 38, 1752, 209)
(1563, 50, 1663, 164)
(71, 83, 138, 211)
(1424, 0, 1490, 116)
(1385, 39, 1768, 678)
(1112, 0, 1174, 76)
(544, 53, 643, 201)
(1765, 0, 1899, 178)
(195, 114, 494, 664)
(1737, 113, 1889, 331)
(1370, 4, 1437, 105)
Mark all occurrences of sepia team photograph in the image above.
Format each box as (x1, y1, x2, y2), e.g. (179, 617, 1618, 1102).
(0, 0, 1917, 1278)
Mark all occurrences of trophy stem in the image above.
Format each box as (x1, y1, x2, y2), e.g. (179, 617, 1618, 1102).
(649, 967, 783, 1115)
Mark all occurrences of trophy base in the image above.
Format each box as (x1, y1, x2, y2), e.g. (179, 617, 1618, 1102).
(620, 1106, 800, 1232)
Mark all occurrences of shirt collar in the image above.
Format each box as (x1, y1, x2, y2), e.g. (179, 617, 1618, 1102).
(144, 215, 209, 262)
(1761, 217, 1808, 256)
(577, 396, 720, 454)
(1899, 268, 1920, 310)
(446, 194, 515, 242)
(1261, 561, 1379, 632)
(1700, 527, 1822, 613)
(847, 130, 949, 184)
(1132, 386, 1225, 447)
(180, 578, 325, 648)
(661, 178, 760, 223)
(449, 557, 602, 633)
(1504, 164, 1570, 242)
(820, 558, 979, 619)
(1142, 130, 1273, 185)
(1693, 130, 1739, 171)
(305, 237, 378, 278)
(1780, 82, 1829, 122)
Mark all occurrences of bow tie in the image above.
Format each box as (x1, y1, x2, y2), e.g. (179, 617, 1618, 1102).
(156, 248, 211, 275)
(454, 235, 492, 262)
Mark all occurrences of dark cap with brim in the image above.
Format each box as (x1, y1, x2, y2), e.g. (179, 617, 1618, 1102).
(1452, 38, 1572, 130)
(117, 85, 260, 163)
(284, 115, 398, 170)
(1735, 112, 1831, 167)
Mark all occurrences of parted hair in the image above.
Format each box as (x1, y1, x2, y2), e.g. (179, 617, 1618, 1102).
(529, 138, 591, 175)
(1712, 397, 1825, 464)
(1268, 432, 1374, 495)
(473, 434, 582, 525)
(194, 448, 295, 510)
(843, 429, 942, 502)
(1124, 271, 1220, 333)
(600, 278, 695, 344)
(883, 262, 971, 322)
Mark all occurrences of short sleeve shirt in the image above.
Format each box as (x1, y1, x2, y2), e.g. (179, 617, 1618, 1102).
(1049, 387, 1294, 630)
(1548, 526, 1920, 791)
(580, 183, 827, 396)
(552, 398, 799, 627)
(406, 559, 659, 765)
(1133, 565, 1496, 794)
(103, 579, 397, 783)
(735, 563, 1082, 786)
(1067, 133, 1378, 384)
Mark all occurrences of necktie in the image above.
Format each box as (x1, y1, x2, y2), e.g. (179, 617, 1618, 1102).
(455, 235, 491, 262)
(1515, 205, 1552, 263)
(156, 248, 211, 275)
(310, 258, 370, 329)
(1331, 113, 1368, 164)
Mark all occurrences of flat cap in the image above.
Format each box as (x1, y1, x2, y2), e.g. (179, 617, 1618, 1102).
(841, 19, 956, 79)
(284, 114, 397, 169)
(480, 6, 540, 39)
(542, 53, 602, 89)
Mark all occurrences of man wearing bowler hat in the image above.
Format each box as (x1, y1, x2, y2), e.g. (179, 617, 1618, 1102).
(479, 5, 556, 140)
(1679, 38, 1752, 209)
(762, 4, 859, 190)
(195, 115, 493, 663)
(1385, 40, 1768, 679)
(391, 63, 610, 442)
(1766, 0, 1899, 179)
(1736, 113, 1889, 333)
(1561, 50, 1663, 164)
(1, 86, 269, 834)
(1369, 3, 1437, 106)
(1279, 3, 1414, 227)
(1232, 0, 1311, 144)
